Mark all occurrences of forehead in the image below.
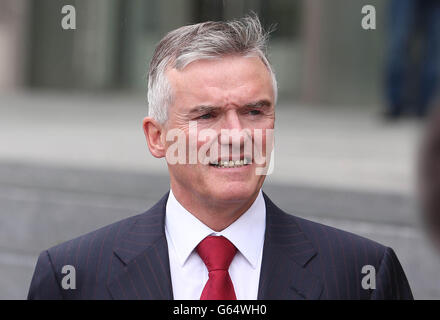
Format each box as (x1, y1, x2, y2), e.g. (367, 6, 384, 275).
(167, 55, 274, 106)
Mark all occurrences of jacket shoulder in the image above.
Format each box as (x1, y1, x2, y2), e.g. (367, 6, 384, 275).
(293, 214, 387, 256)
(264, 194, 413, 299)
(46, 211, 142, 265)
(45, 192, 169, 267)
(28, 208, 163, 299)
(263, 192, 387, 259)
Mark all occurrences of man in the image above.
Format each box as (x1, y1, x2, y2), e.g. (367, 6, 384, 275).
(28, 15, 413, 300)
(384, 0, 440, 119)
(419, 103, 440, 253)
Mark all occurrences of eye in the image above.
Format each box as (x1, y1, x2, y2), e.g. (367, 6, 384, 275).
(198, 113, 214, 120)
(248, 109, 261, 116)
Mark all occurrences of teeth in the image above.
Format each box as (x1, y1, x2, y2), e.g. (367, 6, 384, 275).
(212, 158, 251, 168)
(244, 157, 252, 165)
(210, 156, 254, 168)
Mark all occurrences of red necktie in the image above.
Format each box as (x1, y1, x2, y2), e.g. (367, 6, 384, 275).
(196, 235, 237, 300)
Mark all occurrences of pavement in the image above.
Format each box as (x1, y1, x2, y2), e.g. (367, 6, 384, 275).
(0, 91, 439, 299)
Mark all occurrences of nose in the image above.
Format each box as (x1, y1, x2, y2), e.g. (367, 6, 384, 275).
(221, 110, 246, 145)
(223, 109, 243, 131)
(219, 110, 251, 159)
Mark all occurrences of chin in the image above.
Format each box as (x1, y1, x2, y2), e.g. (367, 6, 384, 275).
(207, 183, 258, 203)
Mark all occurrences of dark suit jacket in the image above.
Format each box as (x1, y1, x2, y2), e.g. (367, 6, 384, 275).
(27, 192, 413, 299)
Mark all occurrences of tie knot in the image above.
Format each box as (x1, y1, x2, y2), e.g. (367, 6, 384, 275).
(196, 236, 237, 272)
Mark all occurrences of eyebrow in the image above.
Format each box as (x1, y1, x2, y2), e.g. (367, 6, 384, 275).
(187, 105, 218, 115)
(243, 100, 272, 108)
(188, 100, 272, 115)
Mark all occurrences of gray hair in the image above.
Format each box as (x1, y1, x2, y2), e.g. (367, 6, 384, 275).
(147, 14, 278, 124)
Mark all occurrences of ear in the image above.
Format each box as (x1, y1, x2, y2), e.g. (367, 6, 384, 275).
(142, 117, 166, 158)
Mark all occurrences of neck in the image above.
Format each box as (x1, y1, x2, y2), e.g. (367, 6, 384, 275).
(170, 185, 260, 232)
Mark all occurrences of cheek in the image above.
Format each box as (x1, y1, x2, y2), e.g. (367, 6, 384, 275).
(252, 127, 274, 149)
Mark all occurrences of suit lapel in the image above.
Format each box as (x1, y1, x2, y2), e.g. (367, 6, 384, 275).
(107, 193, 173, 300)
(258, 193, 323, 300)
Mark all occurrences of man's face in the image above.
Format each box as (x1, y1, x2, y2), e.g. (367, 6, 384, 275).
(163, 55, 275, 205)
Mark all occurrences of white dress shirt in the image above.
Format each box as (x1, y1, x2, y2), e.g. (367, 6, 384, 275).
(165, 189, 266, 300)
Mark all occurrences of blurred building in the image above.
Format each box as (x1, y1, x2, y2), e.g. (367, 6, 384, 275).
(1, 0, 387, 106)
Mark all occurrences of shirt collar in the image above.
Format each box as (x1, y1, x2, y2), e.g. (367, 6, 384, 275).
(165, 189, 266, 269)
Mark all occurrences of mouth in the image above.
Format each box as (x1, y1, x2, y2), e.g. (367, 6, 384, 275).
(209, 156, 252, 168)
